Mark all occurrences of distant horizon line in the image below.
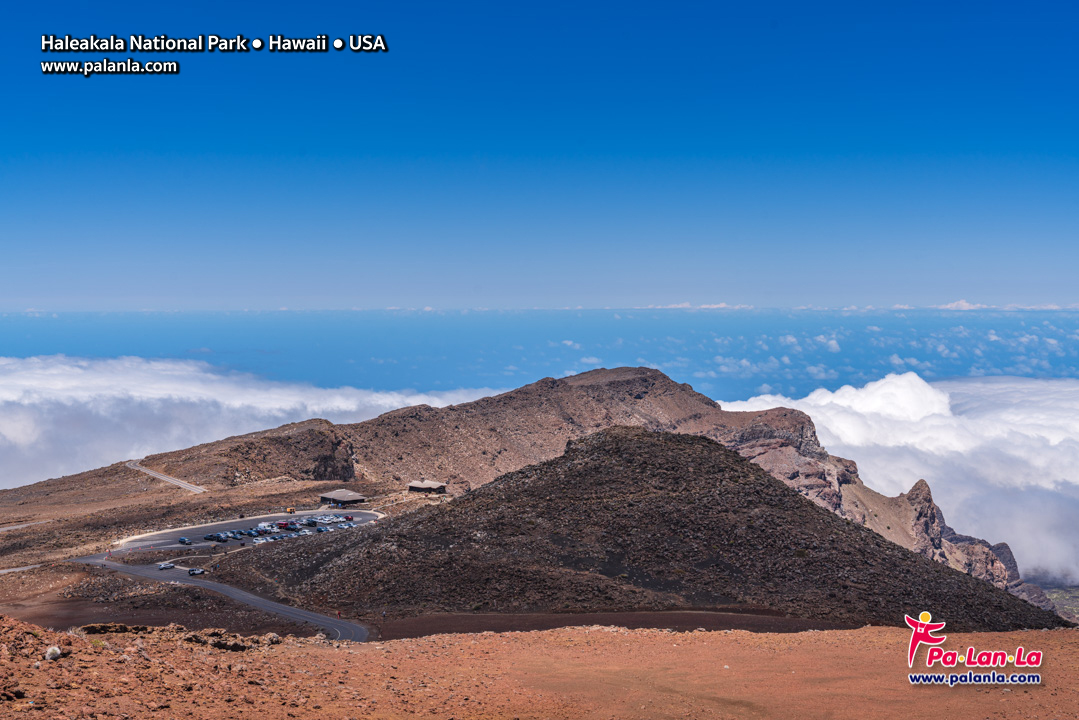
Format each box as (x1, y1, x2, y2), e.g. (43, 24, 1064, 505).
(4, 301, 1079, 315)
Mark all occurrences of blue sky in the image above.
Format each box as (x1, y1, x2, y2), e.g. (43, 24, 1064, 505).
(3, 1, 1077, 311)
(5, 6, 1079, 581)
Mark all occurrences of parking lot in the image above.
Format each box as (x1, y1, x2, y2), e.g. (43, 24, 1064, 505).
(227, 514, 370, 547)
(117, 510, 379, 552)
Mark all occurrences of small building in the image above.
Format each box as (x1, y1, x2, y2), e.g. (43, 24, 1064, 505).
(407, 479, 447, 494)
(319, 489, 367, 506)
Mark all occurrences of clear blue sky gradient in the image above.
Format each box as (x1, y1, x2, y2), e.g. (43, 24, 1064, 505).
(3, 2, 1077, 310)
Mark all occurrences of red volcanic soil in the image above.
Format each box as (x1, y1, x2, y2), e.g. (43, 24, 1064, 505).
(2, 613, 1076, 719)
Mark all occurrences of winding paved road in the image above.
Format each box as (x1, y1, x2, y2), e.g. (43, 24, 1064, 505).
(0, 564, 41, 575)
(71, 553, 369, 641)
(126, 460, 207, 494)
(66, 510, 380, 640)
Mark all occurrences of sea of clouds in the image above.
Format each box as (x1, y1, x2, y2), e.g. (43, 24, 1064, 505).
(0, 355, 498, 491)
(724, 372, 1079, 585)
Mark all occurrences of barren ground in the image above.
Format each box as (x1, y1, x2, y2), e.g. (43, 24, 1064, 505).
(2, 614, 1075, 719)
(0, 565, 315, 638)
(0, 471, 346, 569)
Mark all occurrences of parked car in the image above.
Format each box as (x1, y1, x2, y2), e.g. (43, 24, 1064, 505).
(188, 568, 205, 576)
(343, 515, 353, 521)
(315, 526, 327, 533)
(178, 537, 192, 545)
(158, 563, 175, 570)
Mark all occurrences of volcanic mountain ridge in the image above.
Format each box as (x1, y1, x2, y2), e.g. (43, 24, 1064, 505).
(214, 427, 1066, 632)
(0, 367, 1054, 614)
(331, 368, 1054, 609)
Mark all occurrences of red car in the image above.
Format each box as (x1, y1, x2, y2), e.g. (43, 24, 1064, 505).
(344, 515, 353, 521)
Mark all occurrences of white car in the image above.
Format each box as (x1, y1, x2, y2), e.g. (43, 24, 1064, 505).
(157, 562, 175, 570)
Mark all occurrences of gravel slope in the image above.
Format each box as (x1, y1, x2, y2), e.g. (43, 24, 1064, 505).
(217, 428, 1068, 631)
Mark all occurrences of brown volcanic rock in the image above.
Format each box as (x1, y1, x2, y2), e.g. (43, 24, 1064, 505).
(341, 367, 838, 499)
(334, 366, 1056, 612)
(143, 418, 356, 488)
(2, 366, 1056, 616)
(339, 367, 875, 522)
(218, 428, 1066, 632)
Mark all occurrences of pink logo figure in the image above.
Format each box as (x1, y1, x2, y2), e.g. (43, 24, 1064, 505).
(905, 611, 947, 667)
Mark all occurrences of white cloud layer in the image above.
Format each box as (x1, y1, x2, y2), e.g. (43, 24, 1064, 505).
(723, 373, 1079, 584)
(0, 356, 498, 490)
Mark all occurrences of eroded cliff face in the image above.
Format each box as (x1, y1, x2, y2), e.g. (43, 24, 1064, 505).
(723, 429, 854, 514)
(724, 422, 1059, 614)
(143, 419, 356, 488)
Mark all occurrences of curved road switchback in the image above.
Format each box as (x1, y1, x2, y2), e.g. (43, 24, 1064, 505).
(126, 460, 207, 494)
(70, 553, 369, 642)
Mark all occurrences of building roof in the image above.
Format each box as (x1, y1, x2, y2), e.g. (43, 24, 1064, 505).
(319, 489, 367, 502)
(407, 480, 447, 490)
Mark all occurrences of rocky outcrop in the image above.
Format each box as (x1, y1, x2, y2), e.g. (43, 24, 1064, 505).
(723, 427, 857, 514)
(144, 419, 356, 488)
(988, 542, 1062, 614)
(80, 622, 290, 650)
(893, 482, 1017, 592)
